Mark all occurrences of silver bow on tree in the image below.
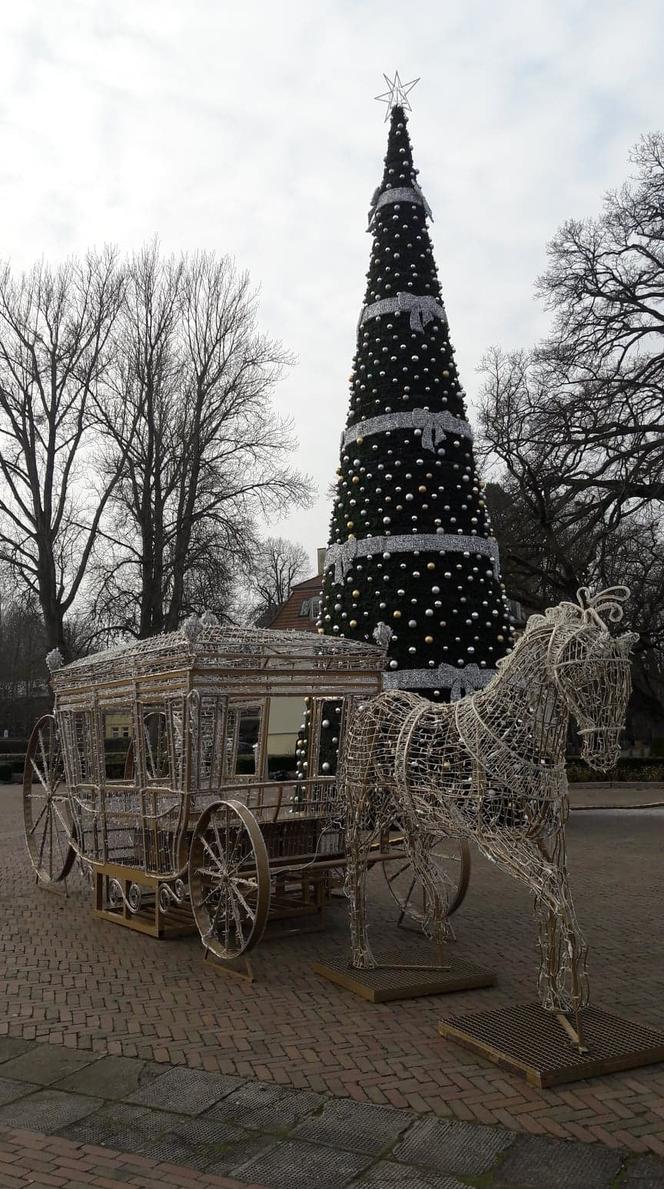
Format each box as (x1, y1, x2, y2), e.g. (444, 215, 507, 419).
(397, 292, 446, 332)
(411, 175, 433, 221)
(411, 409, 446, 452)
(326, 540, 359, 583)
(448, 663, 491, 702)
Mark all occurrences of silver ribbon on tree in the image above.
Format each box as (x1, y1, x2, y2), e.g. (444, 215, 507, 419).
(341, 407, 473, 454)
(383, 662, 496, 697)
(358, 292, 447, 334)
(325, 533, 500, 584)
(367, 184, 433, 230)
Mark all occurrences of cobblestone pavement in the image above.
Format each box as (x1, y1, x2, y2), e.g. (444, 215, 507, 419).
(0, 1038, 663, 1187)
(2, 787, 664, 1170)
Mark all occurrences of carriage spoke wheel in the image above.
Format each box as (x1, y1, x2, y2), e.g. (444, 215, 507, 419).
(383, 835, 470, 930)
(23, 714, 75, 885)
(188, 799, 270, 961)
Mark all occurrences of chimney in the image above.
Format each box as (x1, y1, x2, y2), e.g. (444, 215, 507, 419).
(317, 547, 326, 576)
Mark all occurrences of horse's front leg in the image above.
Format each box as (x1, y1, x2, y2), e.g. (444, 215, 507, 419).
(477, 826, 589, 1016)
(534, 831, 589, 1016)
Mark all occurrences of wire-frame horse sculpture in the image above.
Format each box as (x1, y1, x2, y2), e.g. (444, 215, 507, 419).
(341, 588, 636, 1041)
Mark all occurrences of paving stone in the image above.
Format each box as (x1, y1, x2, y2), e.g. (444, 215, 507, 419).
(125, 1065, 242, 1114)
(293, 1097, 414, 1156)
(101, 1106, 182, 1154)
(0, 1088, 99, 1133)
(495, 1134, 624, 1187)
(205, 1133, 277, 1177)
(610, 1153, 664, 1187)
(0, 1076, 40, 1106)
(54, 1054, 164, 1099)
(238, 1138, 372, 1188)
(359, 1162, 468, 1189)
(392, 1116, 514, 1177)
(206, 1082, 323, 1133)
(56, 1102, 157, 1146)
(0, 1038, 33, 1064)
(0, 1044, 97, 1085)
(136, 1114, 247, 1170)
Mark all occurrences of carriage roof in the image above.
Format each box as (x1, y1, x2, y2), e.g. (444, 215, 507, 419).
(50, 622, 386, 693)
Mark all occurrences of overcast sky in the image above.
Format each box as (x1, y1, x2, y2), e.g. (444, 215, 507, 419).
(1, 0, 663, 574)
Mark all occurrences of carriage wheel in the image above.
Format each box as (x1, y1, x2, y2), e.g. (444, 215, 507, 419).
(382, 835, 470, 928)
(188, 800, 270, 961)
(23, 715, 76, 885)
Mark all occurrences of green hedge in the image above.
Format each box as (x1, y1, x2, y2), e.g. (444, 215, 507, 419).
(0, 739, 28, 756)
(567, 756, 664, 783)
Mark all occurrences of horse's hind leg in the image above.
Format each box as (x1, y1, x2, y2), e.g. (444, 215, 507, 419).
(341, 708, 381, 970)
(346, 804, 377, 969)
(401, 826, 453, 958)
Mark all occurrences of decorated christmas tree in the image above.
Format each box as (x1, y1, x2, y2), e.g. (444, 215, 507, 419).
(319, 77, 513, 700)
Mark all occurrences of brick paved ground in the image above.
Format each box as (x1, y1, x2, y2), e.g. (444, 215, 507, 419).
(0, 1124, 264, 1188)
(2, 787, 664, 1161)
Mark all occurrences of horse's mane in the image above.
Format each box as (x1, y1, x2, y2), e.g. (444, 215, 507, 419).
(490, 586, 630, 682)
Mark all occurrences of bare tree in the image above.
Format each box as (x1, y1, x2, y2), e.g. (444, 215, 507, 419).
(483, 134, 664, 525)
(478, 134, 664, 722)
(98, 245, 313, 638)
(0, 575, 49, 736)
(0, 250, 127, 657)
(244, 536, 310, 623)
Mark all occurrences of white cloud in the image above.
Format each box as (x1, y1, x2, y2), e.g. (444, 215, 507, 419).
(0, 0, 662, 575)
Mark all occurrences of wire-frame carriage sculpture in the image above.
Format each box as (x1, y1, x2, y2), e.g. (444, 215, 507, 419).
(341, 588, 637, 1046)
(22, 614, 470, 973)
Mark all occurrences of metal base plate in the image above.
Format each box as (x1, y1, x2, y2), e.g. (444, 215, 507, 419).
(312, 958, 496, 1003)
(439, 1003, 664, 1088)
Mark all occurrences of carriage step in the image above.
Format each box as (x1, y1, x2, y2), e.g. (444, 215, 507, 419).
(439, 1003, 664, 1087)
(312, 957, 496, 1003)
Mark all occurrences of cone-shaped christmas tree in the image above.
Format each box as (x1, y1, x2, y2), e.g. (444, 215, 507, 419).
(320, 102, 513, 700)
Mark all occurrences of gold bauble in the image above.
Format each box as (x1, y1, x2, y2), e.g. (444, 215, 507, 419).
(425, 635, 434, 644)
(427, 562, 435, 570)
(352, 589, 360, 598)
(392, 610, 402, 619)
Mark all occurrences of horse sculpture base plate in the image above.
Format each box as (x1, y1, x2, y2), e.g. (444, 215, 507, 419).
(312, 958, 496, 1003)
(439, 1003, 664, 1088)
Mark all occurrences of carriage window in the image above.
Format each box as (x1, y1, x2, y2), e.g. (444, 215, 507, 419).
(266, 697, 309, 780)
(224, 706, 261, 777)
(141, 708, 170, 781)
(102, 711, 133, 782)
(317, 699, 343, 776)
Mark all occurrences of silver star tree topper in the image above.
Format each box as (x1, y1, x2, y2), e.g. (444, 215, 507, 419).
(374, 70, 420, 120)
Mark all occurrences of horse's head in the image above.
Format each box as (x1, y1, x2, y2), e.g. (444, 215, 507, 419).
(547, 587, 637, 772)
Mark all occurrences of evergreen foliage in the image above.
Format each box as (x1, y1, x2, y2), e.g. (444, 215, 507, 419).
(320, 106, 513, 699)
